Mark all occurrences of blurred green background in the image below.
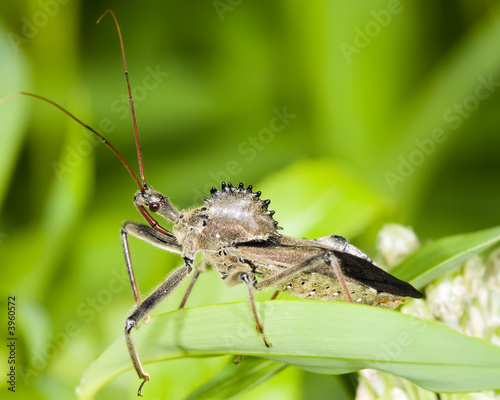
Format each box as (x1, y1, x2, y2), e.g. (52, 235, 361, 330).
(1, 1, 500, 399)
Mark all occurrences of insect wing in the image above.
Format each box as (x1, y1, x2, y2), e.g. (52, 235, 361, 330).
(330, 250, 423, 298)
(235, 236, 423, 299)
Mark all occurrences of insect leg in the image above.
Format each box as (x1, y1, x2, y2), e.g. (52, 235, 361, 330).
(178, 261, 211, 309)
(178, 270, 200, 309)
(121, 222, 182, 305)
(240, 273, 272, 348)
(269, 290, 280, 300)
(125, 260, 193, 396)
(324, 252, 353, 302)
(255, 260, 316, 291)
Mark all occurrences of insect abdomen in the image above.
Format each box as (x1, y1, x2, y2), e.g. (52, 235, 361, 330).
(277, 272, 404, 309)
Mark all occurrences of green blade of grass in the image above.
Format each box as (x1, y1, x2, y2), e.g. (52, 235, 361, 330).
(391, 225, 500, 289)
(0, 24, 30, 210)
(185, 356, 287, 400)
(77, 301, 500, 398)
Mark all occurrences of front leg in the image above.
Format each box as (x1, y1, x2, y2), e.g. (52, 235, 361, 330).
(125, 259, 193, 396)
(121, 222, 182, 305)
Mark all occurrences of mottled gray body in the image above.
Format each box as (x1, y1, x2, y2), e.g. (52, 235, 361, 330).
(171, 183, 418, 308)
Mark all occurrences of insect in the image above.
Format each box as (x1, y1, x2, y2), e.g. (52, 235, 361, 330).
(2, 10, 423, 396)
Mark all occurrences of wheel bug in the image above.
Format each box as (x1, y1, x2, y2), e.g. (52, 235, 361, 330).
(1, 10, 423, 396)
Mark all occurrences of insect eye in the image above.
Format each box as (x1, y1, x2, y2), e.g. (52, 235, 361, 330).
(148, 202, 160, 212)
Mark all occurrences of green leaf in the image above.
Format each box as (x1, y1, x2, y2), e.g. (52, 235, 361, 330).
(391, 225, 500, 289)
(0, 24, 30, 210)
(77, 301, 500, 399)
(186, 357, 287, 400)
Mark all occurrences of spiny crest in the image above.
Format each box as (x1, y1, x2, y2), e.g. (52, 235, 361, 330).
(203, 182, 280, 230)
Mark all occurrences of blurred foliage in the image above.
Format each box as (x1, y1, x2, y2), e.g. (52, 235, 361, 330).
(1, 1, 500, 399)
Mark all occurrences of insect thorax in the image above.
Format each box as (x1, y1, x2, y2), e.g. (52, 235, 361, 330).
(173, 182, 279, 254)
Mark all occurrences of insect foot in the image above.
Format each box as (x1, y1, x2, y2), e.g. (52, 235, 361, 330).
(137, 377, 150, 397)
(124, 318, 150, 396)
(257, 322, 272, 349)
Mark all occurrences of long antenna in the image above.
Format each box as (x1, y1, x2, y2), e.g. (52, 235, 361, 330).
(97, 9, 147, 189)
(0, 92, 144, 190)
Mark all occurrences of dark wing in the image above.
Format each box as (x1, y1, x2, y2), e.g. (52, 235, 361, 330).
(234, 235, 423, 299)
(332, 250, 423, 298)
